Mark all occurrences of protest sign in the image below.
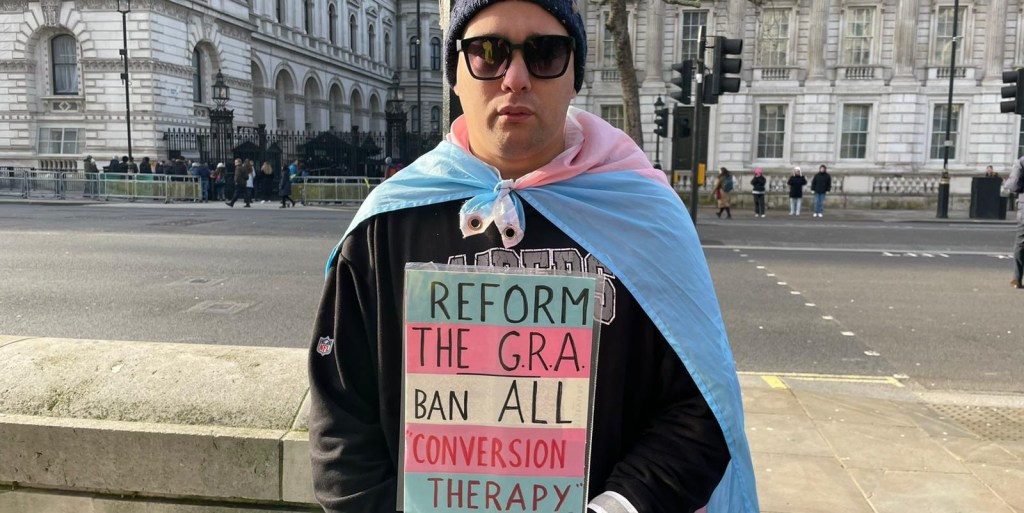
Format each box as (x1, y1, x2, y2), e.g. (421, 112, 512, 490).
(400, 264, 601, 513)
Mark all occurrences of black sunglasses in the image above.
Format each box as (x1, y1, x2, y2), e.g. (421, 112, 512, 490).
(457, 35, 574, 81)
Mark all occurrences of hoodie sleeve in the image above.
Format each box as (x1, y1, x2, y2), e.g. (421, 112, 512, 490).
(308, 239, 398, 513)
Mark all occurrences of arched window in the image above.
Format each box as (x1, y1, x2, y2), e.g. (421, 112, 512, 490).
(368, 24, 376, 59)
(304, 0, 313, 34)
(430, 106, 440, 133)
(430, 37, 441, 71)
(410, 106, 420, 133)
(51, 35, 78, 95)
(192, 47, 203, 103)
(349, 15, 357, 51)
(328, 3, 337, 45)
(409, 36, 419, 69)
(384, 32, 391, 65)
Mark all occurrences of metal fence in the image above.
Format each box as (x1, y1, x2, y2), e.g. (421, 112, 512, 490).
(0, 168, 383, 205)
(163, 126, 443, 177)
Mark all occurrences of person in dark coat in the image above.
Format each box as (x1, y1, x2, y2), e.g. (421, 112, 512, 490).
(227, 158, 251, 207)
(279, 164, 296, 208)
(787, 166, 807, 215)
(750, 168, 767, 218)
(810, 164, 832, 218)
(83, 156, 99, 197)
(108, 156, 122, 174)
(139, 157, 152, 174)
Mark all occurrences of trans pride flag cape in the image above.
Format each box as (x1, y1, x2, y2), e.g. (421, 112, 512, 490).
(327, 108, 758, 512)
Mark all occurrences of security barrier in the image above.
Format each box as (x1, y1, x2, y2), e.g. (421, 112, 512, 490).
(0, 170, 201, 203)
(295, 176, 383, 205)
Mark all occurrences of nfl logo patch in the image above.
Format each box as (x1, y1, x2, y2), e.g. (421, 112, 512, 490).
(316, 336, 335, 356)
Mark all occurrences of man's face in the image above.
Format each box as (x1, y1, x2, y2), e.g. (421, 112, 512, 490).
(453, 1, 577, 177)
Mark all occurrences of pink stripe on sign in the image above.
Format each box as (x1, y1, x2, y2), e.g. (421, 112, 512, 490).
(404, 423, 587, 477)
(406, 324, 593, 378)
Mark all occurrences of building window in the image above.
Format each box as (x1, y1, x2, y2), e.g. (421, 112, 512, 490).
(350, 15, 357, 51)
(368, 24, 376, 59)
(930, 104, 961, 160)
(840, 104, 870, 159)
(601, 12, 615, 67)
(51, 35, 78, 95)
(192, 47, 203, 103)
(305, 0, 313, 34)
(759, 9, 790, 67)
(430, 106, 440, 133)
(600, 105, 624, 130)
(679, 11, 708, 63)
(757, 104, 787, 159)
(410, 106, 420, 133)
(38, 128, 80, 155)
(430, 37, 441, 70)
(329, 3, 337, 44)
(276, 0, 284, 22)
(409, 37, 419, 69)
(843, 7, 874, 65)
(1019, 118, 1024, 158)
(934, 6, 967, 65)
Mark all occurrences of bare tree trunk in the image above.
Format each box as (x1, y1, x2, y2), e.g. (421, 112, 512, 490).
(607, 0, 644, 149)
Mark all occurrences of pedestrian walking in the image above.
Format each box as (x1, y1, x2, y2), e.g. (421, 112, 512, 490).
(244, 159, 256, 204)
(1005, 156, 1024, 289)
(307, 1, 757, 512)
(810, 164, 832, 218)
(714, 166, 734, 218)
(196, 161, 211, 202)
(279, 164, 296, 208)
(260, 161, 274, 202)
(787, 166, 807, 215)
(213, 163, 226, 200)
(226, 158, 251, 207)
(751, 168, 766, 218)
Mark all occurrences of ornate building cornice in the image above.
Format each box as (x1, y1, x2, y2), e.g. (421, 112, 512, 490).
(0, 1, 26, 13)
(0, 60, 37, 72)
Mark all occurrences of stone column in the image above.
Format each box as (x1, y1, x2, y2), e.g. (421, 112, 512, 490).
(894, 0, 921, 78)
(985, 0, 1008, 81)
(807, 0, 830, 79)
(726, 0, 746, 37)
(644, 0, 665, 84)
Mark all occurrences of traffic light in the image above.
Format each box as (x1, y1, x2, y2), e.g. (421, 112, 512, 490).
(703, 37, 743, 105)
(1000, 69, 1024, 115)
(670, 60, 693, 105)
(654, 108, 669, 137)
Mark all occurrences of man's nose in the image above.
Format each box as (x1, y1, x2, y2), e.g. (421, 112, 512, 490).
(501, 52, 532, 92)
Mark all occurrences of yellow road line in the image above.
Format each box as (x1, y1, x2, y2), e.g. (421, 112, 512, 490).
(741, 371, 905, 388)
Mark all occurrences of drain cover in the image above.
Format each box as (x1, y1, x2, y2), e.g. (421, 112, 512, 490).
(928, 404, 1024, 441)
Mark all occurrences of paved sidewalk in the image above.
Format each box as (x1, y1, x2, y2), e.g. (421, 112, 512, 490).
(740, 373, 1024, 513)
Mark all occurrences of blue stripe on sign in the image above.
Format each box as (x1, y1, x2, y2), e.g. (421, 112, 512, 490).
(404, 473, 586, 513)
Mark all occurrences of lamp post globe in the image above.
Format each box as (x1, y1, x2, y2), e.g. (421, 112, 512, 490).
(212, 70, 230, 108)
(117, 0, 130, 14)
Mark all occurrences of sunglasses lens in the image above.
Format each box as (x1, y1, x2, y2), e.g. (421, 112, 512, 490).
(464, 37, 510, 79)
(525, 36, 572, 78)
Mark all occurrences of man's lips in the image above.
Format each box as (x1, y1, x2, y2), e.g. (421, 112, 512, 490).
(498, 106, 535, 118)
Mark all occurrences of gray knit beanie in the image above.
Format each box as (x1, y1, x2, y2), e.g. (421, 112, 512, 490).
(444, 0, 587, 92)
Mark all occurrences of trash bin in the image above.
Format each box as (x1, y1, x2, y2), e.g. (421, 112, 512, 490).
(970, 176, 1002, 219)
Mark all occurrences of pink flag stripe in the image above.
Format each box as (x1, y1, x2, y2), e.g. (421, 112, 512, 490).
(406, 323, 593, 378)
(404, 423, 588, 478)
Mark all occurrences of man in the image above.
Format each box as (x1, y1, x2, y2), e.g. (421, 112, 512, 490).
(985, 164, 998, 178)
(108, 156, 122, 174)
(1006, 157, 1024, 288)
(810, 164, 832, 218)
(226, 158, 251, 207)
(83, 155, 98, 197)
(307, 1, 757, 512)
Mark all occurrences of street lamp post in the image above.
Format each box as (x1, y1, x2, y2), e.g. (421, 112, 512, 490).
(654, 96, 664, 169)
(938, 0, 960, 219)
(209, 70, 233, 168)
(385, 72, 407, 169)
(117, 0, 132, 160)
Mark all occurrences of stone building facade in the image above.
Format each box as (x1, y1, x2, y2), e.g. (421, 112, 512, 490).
(0, 0, 427, 170)
(576, 0, 1024, 178)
